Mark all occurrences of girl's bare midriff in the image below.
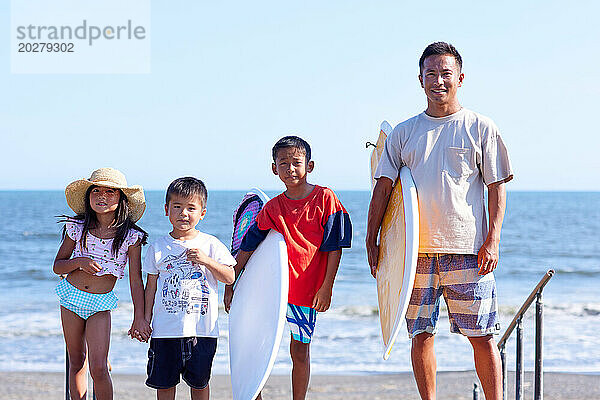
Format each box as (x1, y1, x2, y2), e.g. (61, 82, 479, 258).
(66, 268, 118, 294)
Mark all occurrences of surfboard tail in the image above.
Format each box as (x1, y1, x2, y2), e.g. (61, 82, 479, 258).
(380, 120, 393, 136)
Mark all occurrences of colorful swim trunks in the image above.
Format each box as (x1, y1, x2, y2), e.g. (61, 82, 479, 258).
(405, 254, 501, 338)
(286, 303, 317, 344)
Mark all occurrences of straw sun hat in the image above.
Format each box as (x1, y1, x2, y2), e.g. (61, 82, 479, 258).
(65, 167, 146, 222)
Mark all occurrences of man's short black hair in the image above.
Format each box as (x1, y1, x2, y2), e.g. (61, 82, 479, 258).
(272, 136, 311, 162)
(419, 42, 463, 74)
(165, 177, 208, 207)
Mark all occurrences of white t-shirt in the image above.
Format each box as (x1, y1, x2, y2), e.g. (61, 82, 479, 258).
(375, 108, 513, 254)
(143, 232, 236, 338)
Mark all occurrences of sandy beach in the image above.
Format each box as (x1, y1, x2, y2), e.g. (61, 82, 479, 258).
(0, 371, 596, 399)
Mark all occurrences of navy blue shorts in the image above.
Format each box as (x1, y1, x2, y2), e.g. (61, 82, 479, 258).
(145, 337, 217, 390)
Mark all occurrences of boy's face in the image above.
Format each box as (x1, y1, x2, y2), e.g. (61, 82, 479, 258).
(165, 194, 206, 233)
(272, 147, 314, 188)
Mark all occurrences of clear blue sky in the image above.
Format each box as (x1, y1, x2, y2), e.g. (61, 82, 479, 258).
(2, 1, 599, 191)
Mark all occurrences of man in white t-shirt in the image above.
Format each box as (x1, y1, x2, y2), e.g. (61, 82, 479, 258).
(366, 42, 513, 400)
(141, 177, 236, 400)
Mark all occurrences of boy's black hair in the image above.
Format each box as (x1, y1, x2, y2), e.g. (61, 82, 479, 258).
(59, 185, 148, 255)
(165, 177, 208, 207)
(419, 42, 463, 74)
(272, 136, 311, 162)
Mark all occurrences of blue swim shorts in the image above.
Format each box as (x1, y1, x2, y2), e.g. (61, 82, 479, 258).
(286, 303, 317, 344)
(405, 254, 501, 338)
(146, 337, 217, 390)
(55, 278, 118, 320)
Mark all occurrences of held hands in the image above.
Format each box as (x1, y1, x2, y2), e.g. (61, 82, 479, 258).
(312, 284, 333, 312)
(223, 285, 233, 313)
(128, 318, 152, 342)
(77, 257, 102, 274)
(477, 238, 500, 275)
(186, 248, 210, 266)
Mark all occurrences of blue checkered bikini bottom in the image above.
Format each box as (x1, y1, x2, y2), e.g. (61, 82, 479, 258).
(55, 278, 118, 320)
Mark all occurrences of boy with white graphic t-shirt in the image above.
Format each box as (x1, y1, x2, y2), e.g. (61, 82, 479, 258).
(141, 177, 236, 400)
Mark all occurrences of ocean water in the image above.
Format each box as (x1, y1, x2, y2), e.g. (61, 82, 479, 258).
(0, 191, 598, 375)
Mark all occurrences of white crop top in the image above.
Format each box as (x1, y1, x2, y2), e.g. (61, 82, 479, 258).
(65, 220, 144, 279)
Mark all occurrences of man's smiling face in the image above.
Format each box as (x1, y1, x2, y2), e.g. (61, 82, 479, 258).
(419, 54, 464, 106)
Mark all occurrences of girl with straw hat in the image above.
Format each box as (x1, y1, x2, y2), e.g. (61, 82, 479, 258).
(53, 167, 150, 400)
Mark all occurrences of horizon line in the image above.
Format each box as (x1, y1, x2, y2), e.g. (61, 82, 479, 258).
(1, 188, 599, 193)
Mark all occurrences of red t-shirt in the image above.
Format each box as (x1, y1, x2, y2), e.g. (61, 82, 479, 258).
(241, 185, 352, 307)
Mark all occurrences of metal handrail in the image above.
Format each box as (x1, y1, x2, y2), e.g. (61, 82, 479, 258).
(498, 269, 554, 400)
(472, 269, 555, 400)
(498, 270, 554, 348)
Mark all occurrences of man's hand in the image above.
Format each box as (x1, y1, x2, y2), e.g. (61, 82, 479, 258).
(223, 285, 234, 313)
(77, 257, 102, 274)
(312, 284, 333, 312)
(477, 238, 499, 275)
(186, 248, 210, 266)
(366, 241, 379, 278)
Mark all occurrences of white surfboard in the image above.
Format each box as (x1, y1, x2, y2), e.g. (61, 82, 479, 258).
(229, 189, 289, 400)
(370, 121, 419, 360)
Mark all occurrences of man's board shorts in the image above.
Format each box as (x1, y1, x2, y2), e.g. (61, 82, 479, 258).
(286, 303, 317, 344)
(146, 336, 217, 390)
(405, 254, 501, 338)
(55, 278, 118, 320)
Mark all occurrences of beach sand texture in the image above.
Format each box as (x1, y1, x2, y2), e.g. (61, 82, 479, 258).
(0, 371, 596, 399)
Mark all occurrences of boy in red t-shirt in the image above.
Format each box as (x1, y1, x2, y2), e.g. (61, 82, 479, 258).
(224, 136, 352, 400)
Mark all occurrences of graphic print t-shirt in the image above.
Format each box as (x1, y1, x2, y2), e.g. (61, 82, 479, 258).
(143, 232, 236, 338)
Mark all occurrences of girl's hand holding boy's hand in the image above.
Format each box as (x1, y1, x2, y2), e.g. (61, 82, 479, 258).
(128, 318, 152, 342)
(186, 248, 210, 266)
(77, 257, 102, 274)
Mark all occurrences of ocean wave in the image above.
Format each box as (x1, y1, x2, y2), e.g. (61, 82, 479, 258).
(500, 268, 600, 277)
(21, 231, 62, 239)
(329, 305, 379, 318)
(497, 303, 600, 319)
(550, 267, 600, 276)
(318, 332, 381, 341)
(0, 313, 63, 338)
(545, 303, 600, 317)
(325, 302, 600, 319)
(0, 267, 55, 281)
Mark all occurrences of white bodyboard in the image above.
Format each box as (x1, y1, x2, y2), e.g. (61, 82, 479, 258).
(229, 189, 289, 400)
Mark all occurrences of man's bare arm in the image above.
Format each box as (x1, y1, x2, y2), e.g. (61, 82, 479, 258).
(477, 181, 507, 275)
(366, 177, 393, 277)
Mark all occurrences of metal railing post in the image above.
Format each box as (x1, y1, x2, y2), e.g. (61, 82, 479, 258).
(473, 382, 480, 400)
(65, 348, 70, 400)
(534, 292, 544, 400)
(500, 346, 507, 400)
(65, 347, 98, 400)
(495, 270, 554, 400)
(516, 317, 523, 400)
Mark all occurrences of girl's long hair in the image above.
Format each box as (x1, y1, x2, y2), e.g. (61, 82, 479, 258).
(59, 185, 148, 254)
